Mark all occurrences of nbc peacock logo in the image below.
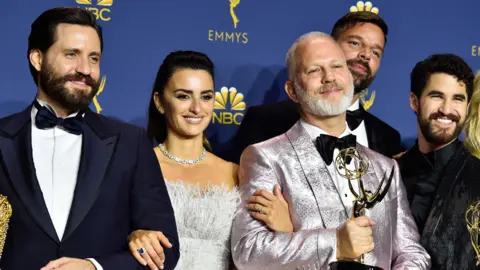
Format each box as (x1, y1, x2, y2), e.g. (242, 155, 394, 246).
(212, 87, 246, 125)
(76, 0, 113, 21)
(349, 1, 379, 14)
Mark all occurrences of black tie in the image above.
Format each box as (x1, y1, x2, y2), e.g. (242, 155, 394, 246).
(346, 108, 365, 131)
(316, 134, 357, 165)
(34, 101, 84, 135)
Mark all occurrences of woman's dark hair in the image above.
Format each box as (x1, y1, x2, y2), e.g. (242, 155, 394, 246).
(27, 7, 103, 85)
(147, 50, 214, 151)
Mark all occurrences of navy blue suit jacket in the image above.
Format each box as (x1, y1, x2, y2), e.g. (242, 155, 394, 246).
(0, 105, 179, 269)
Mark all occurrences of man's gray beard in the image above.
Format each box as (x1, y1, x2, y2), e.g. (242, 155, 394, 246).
(294, 80, 354, 117)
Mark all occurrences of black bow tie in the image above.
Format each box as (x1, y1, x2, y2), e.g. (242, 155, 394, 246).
(316, 134, 357, 165)
(346, 108, 365, 131)
(34, 101, 84, 135)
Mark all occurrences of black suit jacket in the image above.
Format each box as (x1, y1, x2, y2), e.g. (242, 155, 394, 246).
(0, 105, 180, 269)
(418, 146, 480, 269)
(228, 99, 403, 163)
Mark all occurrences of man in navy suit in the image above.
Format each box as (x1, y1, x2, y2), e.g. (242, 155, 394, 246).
(0, 7, 179, 270)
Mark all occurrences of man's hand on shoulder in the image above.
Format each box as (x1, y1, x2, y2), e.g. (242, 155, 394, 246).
(393, 150, 407, 160)
(41, 257, 96, 270)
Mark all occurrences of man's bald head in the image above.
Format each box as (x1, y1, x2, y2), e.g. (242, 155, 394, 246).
(285, 31, 345, 81)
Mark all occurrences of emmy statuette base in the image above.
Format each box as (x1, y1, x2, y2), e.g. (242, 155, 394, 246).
(329, 261, 383, 270)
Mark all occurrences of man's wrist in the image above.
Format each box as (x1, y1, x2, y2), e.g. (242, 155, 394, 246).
(335, 227, 342, 259)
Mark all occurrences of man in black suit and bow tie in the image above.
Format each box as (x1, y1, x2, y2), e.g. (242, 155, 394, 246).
(0, 7, 179, 270)
(228, 11, 403, 163)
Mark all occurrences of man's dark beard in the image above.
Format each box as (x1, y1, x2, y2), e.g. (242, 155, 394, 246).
(418, 109, 463, 146)
(39, 61, 100, 112)
(347, 59, 374, 94)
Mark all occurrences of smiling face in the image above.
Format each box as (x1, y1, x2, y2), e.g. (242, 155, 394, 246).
(285, 35, 354, 117)
(32, 23, 101, 112)
(154, 68, 215, 139)
(411, 73, 468, 146)
(336, 22, 385, 93)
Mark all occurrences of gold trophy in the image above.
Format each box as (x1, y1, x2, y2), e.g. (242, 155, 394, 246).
(0, 195, 12, 259)
(329, 147, 394, 270)
(465, 200, 480, 265)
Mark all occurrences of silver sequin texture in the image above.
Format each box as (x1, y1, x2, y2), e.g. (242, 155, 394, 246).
(231, 121, 431, 270)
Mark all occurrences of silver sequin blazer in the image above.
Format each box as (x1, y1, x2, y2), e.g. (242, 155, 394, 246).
(231, 121, 431, 270)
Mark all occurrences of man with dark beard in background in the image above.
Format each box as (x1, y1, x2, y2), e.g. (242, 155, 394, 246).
(399, 54, 480, 269)
(228, 11, 403, 163)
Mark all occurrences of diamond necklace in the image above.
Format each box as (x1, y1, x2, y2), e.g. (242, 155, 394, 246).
(158, 143, 206, 165)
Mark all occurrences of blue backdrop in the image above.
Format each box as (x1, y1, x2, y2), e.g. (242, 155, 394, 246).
(1, 0, 479, 158)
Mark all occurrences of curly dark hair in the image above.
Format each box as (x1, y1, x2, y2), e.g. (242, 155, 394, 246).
(331, 11, 388, 45)
(410, 54, 474, 100)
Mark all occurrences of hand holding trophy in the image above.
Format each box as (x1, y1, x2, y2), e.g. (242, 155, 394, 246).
(329, 147, 394, 270)
(465, 200, 480, 265)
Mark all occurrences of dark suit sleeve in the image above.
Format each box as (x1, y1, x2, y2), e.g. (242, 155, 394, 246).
(229, 106, 261, 164)
(392, 129, 405, 155)
(95, 128, 180, 270)
(93, 252, 144, 270)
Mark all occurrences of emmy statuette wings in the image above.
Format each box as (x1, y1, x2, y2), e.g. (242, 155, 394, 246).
(466, 200, 480, 265)
(334, 147, 394, 219)
(0, 195, 12, 258)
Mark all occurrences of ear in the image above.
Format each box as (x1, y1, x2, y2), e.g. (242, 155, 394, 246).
(285, 80, 300, 104)
(29, 49, 43, 72)
(153, 92, 164, 114)
(410, 92, 419, 114)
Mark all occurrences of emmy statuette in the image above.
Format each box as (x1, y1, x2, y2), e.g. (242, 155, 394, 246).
(466, 200, 480, 266)
(329, 147, 394, 270)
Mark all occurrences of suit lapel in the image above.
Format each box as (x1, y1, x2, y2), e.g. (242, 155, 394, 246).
(362, 108, 382, 154)
(62, 110, 118, 241)
(286, 122, 348, 228)
(0, 106, 60, 243)
(422, 146, 470, 237)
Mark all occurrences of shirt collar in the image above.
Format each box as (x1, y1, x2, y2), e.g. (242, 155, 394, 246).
(300, 118, 352, 142)
(348, 99, 360, 111)
(413, 139, 462, 168)
(31, 98, 83, 119)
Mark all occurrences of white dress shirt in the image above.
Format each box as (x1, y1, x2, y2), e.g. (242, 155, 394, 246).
(31, 99, 102, 270)
(348, 99, 369, 148)
(300, 119, 360, 211)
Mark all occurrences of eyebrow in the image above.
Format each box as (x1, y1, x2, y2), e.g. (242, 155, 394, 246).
(65, 48, 101, 58)
(331, 60, 345, 65)
(427, 90, 466, 100)
(426, 90, 444, 97)
(173, 89, 214, 94)
(346, 34, 384, 52)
